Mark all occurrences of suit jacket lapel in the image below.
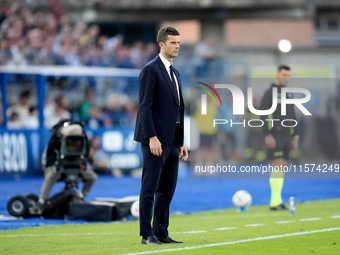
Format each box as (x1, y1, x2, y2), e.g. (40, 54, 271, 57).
(157, 57, 180, 106)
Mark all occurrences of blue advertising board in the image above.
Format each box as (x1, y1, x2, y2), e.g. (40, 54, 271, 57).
(0, 129, 42, 177)
(0, 127, 142, 178)
(87, 127, 142, 171)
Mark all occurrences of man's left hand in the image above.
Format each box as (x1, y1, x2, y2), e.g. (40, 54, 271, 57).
(179, 145, 188, 161)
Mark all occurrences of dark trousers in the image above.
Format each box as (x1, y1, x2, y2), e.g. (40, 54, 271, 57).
(139, 141, 179, 237)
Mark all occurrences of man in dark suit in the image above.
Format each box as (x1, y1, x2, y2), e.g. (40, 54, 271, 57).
(134, 26, 188, 245)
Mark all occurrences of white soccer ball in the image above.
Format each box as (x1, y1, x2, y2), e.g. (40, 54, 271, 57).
(130, 200, 139, 218)
(232, 190, 252, 208)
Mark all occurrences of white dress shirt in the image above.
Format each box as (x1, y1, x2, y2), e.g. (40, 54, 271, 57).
(159, 53, 180, 102)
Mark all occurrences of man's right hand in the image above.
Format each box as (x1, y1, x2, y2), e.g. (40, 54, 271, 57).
(149, 136, 162, 156)
(265, 134, 276, 149)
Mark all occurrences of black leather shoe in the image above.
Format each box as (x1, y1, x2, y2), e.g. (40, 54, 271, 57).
(141, 235, 163, 245)
(270, 204, 287, 211)
(156, 236, 183, 244)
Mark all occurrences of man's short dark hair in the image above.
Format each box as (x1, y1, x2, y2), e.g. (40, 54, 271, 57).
(157, 26, 180, 44)
(278, 65, 291, 72)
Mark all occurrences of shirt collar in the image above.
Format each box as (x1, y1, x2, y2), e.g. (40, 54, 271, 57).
(159, 53, 172, 70)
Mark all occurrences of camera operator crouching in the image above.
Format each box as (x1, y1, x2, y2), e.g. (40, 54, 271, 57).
(38, 119, 98, 212)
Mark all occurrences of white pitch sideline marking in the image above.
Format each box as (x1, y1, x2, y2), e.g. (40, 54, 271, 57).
(245, 223, 266, 227)
(276, 221, 295, 224)
(173, 231, 206, 234)
(330, 215, 340, 219)
(215, 227, 236, 231)
(0, 232, 136, 238)
(299, 217, 321, 222)
(119, 227, 340, 255)
(0, 230, 207, 238)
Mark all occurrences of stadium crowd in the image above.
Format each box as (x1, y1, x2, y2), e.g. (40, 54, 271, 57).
(0, 1, 158, 68)
(4, 85, 138, 130)
(0, 1, 154, 129)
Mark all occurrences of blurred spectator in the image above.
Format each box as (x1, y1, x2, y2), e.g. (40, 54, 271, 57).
(89, 134, 110, 174)
(64, 43, 82, 66)
(104, 34, 123, 56)
(80, 24, 100, 49)
(88, 105, 103, 129)
(102, 114, 114, 128)
(6, 90, 31, 123)
(107, 93, 127, 114)
(0, 38, 12, 66)
(104, 92, 137, 126)
(49, 0, 63, 21)
(76, 87, 94, 122)
(44, 95, 71, 129)
(89, 134, 123, 176)
(7, 111, 22, 129)
(115, 46, 134, 68)
(23, 105, 39, 129)
(144, 42, 158, 63)
(191, 38, 218, 78)
(130, 41, 145, 68)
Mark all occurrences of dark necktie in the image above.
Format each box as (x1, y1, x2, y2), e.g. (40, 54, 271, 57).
(170, 65, 180, 105)
(170, 65, 182, 122)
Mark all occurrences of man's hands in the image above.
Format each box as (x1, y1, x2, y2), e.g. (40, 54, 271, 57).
(149, 136, 163, 156)
(179, 145, 188, 161)
(149, 136, 188, 161)
(265, 134, 276, 149)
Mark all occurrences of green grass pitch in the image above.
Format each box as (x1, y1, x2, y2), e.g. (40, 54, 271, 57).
(0, 199, 339, 255)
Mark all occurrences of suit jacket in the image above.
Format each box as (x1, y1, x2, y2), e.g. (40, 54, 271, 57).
(134, 55, 185, 147)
